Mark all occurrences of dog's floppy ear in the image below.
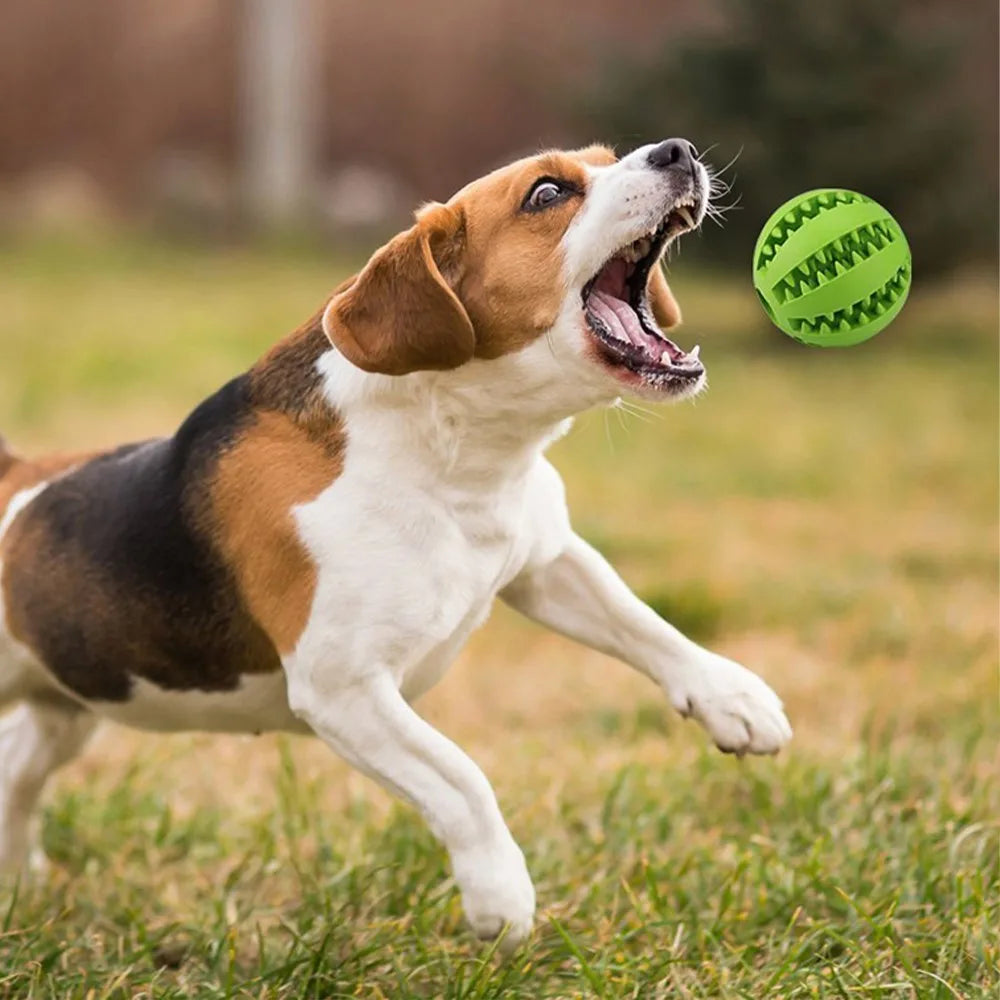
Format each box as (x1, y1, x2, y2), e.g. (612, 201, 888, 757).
(648, 263, 682, 329)
(322, 203, 474, 376)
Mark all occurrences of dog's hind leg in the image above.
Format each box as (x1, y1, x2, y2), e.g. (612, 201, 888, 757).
(0, 697, 96, 876)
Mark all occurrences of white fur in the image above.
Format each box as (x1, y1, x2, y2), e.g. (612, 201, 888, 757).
(1, 147, 791, 944)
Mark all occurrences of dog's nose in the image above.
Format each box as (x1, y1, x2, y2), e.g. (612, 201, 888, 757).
(647, 138, 697, 175)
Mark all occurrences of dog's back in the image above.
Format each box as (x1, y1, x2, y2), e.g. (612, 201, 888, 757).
(5, 431, 281, 702)
(0, 397, 275, 712)
(0, 317, 340, 720)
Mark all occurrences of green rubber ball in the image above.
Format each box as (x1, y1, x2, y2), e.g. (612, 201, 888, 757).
(752, 189, 911, 346)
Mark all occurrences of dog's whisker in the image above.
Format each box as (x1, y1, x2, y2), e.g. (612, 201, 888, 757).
(621, 397, 661, 420)
(544, 330, 560, 362)
(709, 147, 743, 179)
(615, 399, 658, 424)
(705, 191, 742, 216)
(708, 175, 734, 196)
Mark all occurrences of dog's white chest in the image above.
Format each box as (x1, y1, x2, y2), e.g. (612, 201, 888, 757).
(397, 576, 501, 701)
(289, 455, 533, 701)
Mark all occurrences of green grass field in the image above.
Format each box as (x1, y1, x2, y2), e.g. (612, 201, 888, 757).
(0, 236, 997, 999)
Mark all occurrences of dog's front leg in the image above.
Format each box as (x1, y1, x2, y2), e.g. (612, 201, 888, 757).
(286, 670, 534, 949)
(501, 532, 792, 755)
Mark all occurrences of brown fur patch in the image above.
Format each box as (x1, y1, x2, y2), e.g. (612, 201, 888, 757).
(209, 410, 345, 655)
(322, 206, 476, 376)
(448, 151, 592, 359)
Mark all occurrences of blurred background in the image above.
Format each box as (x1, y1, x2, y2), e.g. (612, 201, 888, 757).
(0, 0, 996, 269)
(0, 2, 996, 993)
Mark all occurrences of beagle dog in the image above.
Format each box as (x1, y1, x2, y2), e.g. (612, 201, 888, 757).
(0, 140, 791, 949)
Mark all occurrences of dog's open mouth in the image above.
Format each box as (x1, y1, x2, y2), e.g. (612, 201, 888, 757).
(582, 199, 704, 393)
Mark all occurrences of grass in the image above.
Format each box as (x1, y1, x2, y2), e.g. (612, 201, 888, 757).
(0, 234, 997, 998)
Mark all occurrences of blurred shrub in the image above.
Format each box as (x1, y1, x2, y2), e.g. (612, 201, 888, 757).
(585, 0, 996, 276)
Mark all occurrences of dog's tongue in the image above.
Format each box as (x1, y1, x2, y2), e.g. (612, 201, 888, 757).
(589, 289, 650, 350)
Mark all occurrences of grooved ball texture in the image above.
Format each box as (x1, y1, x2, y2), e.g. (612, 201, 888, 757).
(753, 189, 911, 346)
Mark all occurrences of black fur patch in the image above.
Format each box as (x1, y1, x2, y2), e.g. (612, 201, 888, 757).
(4, 378, 278, 701)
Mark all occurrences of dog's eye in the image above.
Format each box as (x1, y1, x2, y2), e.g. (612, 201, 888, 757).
(524, 179, 569, 211)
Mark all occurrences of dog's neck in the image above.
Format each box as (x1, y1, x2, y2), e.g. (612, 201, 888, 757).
(247, 313, 332, 434)
(330, 362, 570, 489)
(251, 316, 605, 489)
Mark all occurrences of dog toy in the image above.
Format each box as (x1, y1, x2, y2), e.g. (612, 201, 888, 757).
(752, 189, 911, 346)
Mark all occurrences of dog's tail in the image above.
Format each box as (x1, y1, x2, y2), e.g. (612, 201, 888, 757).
(0, 435, 17, 478)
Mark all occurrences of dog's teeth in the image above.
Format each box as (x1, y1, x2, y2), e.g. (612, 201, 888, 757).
(623, 236, 652, 263)
(688, 344, 700, 360)
(676, 206, 695, 229)
(661, 350, 672, 363)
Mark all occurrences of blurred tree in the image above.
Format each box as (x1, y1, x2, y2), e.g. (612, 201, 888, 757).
(242, 0, 316, 225)
(585, 0, 991, 276)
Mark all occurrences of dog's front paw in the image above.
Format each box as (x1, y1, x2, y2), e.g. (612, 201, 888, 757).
(669, 654, 792, 756)
(452, 837, 535, 953)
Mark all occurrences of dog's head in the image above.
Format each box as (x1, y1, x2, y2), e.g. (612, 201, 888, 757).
(322, 141, 709, 410)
